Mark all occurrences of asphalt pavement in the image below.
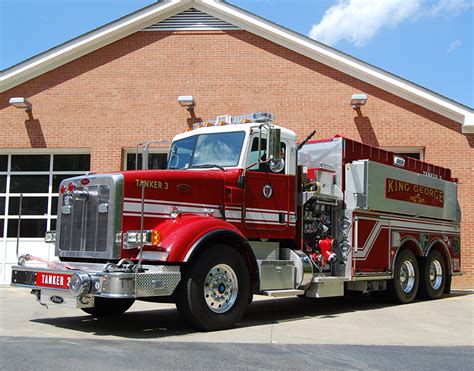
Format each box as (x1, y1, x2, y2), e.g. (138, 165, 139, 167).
(1, 287, 473, 370)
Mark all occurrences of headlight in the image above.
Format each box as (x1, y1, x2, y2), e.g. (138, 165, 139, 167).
(123, 230, 161, 249)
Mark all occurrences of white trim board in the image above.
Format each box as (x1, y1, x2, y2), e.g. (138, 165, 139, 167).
(0, 148, 90, 155)
(1, 0, 472, 133)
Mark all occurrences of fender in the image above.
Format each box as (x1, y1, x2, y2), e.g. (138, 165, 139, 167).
(156, 214, 248, 262)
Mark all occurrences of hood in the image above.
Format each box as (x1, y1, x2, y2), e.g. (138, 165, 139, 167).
(120, 168, 243, 232)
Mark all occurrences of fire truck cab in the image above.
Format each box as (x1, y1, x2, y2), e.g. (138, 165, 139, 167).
(11, 112, 461, 331)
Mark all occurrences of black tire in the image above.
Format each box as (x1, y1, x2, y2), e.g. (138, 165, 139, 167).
(387, 249, 419, 304)
(418, 250, 446, 300)
(82, 297, 135, 317)
(248, 293, 254, 305)
(175, 245, 250, 331)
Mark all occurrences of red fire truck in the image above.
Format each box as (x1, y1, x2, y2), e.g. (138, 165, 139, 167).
(11, 112, 461, 331)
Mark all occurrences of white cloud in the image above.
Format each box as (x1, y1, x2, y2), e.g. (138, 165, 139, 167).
(309, 0, 474, 47)
(448, 39, 462, 52)
(308, 0, 421, 47)
(430, 0, 474, 16)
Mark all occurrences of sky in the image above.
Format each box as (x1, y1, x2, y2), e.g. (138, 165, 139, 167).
(0, 0, 473, 108)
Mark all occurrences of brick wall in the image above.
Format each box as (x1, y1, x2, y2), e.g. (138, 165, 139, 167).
(1, 30, 472, 288)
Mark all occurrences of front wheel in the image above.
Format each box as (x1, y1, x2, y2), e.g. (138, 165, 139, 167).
(387, 249, 419, 304)
(175, 245, 250, 331)
(82, 297, 135, 317)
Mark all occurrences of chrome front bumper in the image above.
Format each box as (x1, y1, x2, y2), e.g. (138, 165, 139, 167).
(11, 260, 181, 305)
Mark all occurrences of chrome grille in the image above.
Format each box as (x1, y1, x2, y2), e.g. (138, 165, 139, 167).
(56, 174, 123, 259)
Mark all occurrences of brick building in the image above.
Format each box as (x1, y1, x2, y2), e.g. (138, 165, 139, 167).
(0, 0, 473, 287)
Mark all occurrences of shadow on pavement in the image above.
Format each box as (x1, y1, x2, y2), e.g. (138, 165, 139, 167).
(30, 292, 470, 339)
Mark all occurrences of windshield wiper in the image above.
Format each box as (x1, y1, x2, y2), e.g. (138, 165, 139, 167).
(189, 164, 226, 171)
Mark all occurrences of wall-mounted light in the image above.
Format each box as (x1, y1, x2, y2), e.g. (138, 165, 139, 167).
(178, 95, 195, 111)
(350, 93, 368, 110)
(9, 97, 32, 111)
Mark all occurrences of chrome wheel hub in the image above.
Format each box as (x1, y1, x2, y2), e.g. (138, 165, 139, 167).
(399, 260, 415, 294)
(429, 260, 443, 290)
(204, 264, 238, 313)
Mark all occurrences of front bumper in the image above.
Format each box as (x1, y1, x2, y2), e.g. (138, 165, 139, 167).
(11, 260, 181, 305)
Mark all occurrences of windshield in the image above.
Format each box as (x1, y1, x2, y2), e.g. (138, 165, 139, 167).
(168, 131, 246, 169)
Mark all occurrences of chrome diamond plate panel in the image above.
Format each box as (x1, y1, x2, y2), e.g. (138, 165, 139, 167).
(136, 266, 181, 297)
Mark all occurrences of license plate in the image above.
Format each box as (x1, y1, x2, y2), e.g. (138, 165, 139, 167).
(36, 272, 72, 289)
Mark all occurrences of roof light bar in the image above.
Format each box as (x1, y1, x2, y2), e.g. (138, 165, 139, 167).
(192, 112, 274, 130)
(232, 112, 274, 124)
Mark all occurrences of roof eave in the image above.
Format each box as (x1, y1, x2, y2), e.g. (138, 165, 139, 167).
(463, 113, 474, 134)
(0, 0, 191, 92)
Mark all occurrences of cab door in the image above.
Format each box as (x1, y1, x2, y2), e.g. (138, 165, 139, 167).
(242, 135, 295, 239)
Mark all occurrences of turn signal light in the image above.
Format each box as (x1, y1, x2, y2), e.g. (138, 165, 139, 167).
(59, 185, 66, 194)
(67, 182, 76, 192)
(123, 230, 162, 249)
(151, 230, 161, 246)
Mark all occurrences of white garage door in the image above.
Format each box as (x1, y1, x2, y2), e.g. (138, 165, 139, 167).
(0, 152, 90, 283)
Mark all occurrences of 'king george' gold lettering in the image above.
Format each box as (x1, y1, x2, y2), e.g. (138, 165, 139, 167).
(386, 178, 444, 207)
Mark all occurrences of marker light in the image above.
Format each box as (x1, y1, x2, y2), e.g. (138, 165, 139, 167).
(59, 185, 66, 194)
(67, 182, 76, 192)
(151, 230, 161, 246)
(170, 206, 181, 219)
(80, 178, 90, 185)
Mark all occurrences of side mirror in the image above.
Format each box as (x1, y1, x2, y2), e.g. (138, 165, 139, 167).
(267, 128, 284, 173)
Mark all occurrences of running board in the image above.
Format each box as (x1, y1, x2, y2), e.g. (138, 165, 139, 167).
(261, 289, 305, 297)
(312, 276, 349, 283)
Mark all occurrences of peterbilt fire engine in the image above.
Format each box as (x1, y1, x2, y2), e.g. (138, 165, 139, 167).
(11, 112, 461, 331)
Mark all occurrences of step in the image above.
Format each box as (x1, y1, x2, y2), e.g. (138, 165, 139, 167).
(261, 289, 305, 297)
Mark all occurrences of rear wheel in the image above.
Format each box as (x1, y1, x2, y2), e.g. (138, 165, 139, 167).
(175, 245, 250, 331)
(387, 249, 419, 304)
(82, 297, 135, 317)
(418, 250, 446, 300)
